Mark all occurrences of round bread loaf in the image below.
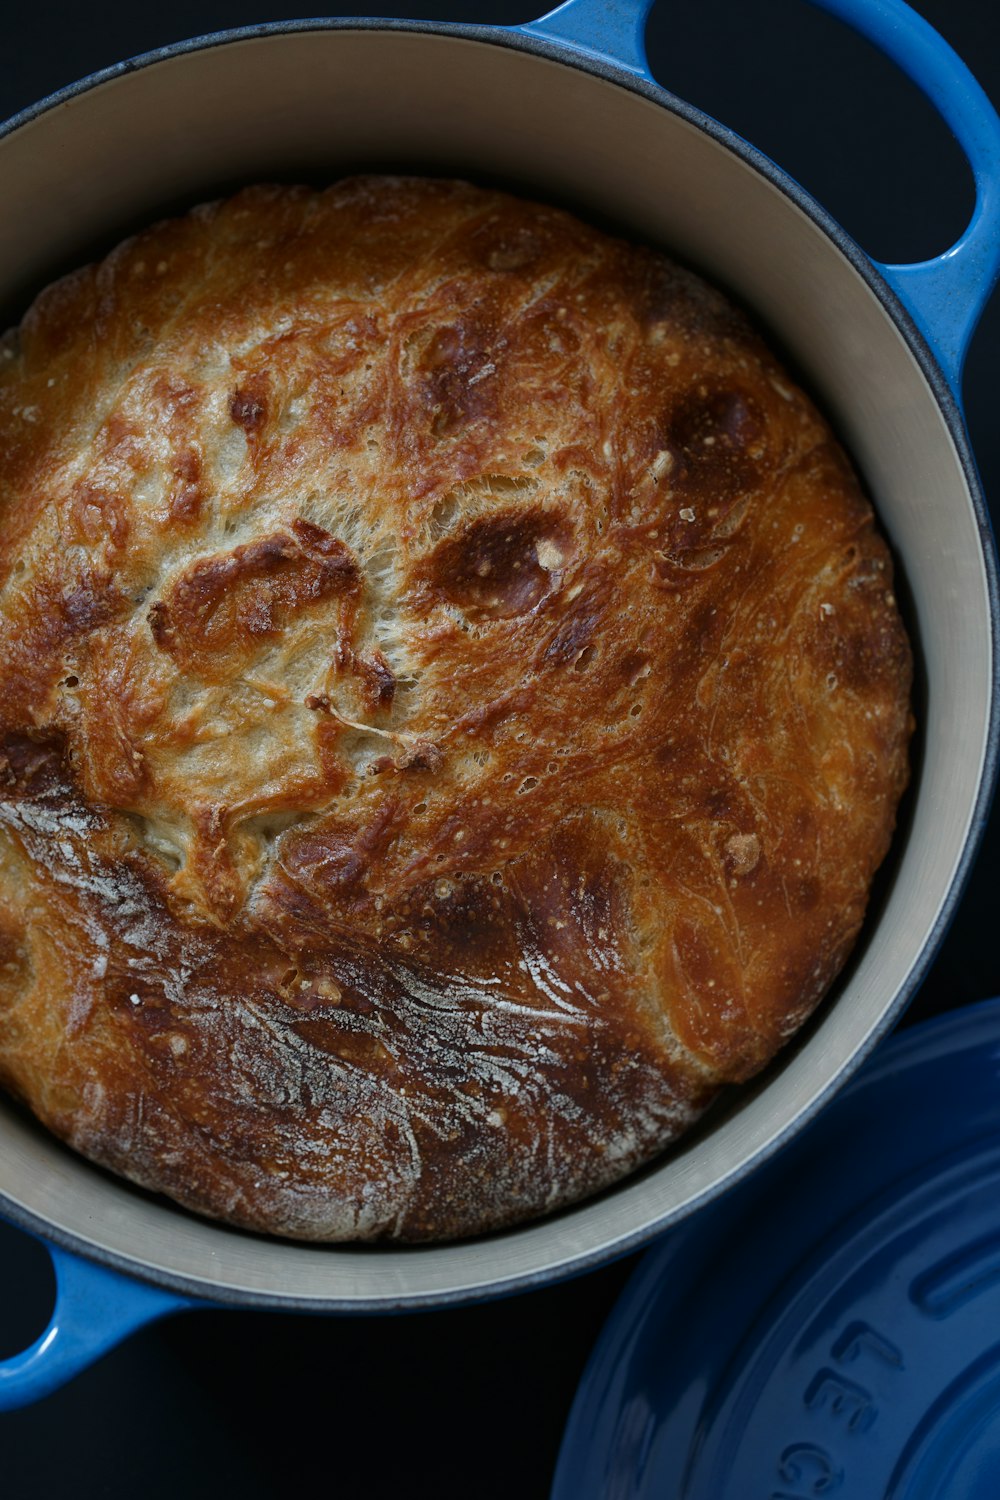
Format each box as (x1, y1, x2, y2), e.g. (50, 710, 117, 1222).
(0, 178, 912, 1241)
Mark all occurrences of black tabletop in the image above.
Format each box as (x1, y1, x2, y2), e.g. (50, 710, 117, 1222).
(1, 2, 999, 1495)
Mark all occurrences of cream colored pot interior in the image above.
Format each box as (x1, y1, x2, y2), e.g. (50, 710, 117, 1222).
(0, 27, 991, 1305)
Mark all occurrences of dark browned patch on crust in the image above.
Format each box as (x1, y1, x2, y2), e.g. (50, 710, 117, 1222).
(0, 729, 76, 802)
(411, 316, 501, 439)
(278, 800, 403, 904)
(351, 649, 396, 712)
(169, 447, 203, 523)
(230, 382, 268, 434)
(666, 386, 763, 504)
(148, 522, 360, 674)
(429, 510, 572, 620)
(59, 576, 122, 634)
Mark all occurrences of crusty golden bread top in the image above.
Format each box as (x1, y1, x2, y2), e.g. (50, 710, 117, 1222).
(0, 178, 911, 1240)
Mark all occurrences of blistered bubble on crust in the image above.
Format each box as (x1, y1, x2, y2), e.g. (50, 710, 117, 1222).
(0, 179, 912, 1241)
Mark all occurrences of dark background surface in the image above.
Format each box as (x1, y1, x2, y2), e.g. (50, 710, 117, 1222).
(1, 2, 998, 1495)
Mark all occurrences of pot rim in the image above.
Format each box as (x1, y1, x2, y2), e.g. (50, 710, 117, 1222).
(0, 14, 996, 1310)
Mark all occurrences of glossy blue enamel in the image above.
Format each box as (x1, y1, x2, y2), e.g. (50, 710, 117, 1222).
(1, 0, 999, 1408)
(818, 0, 1000, 396)
(0, 1244, 191, 1411)
(524, 0, 1000, 396)
(552, 999, 1000, 1500)
(520, 0, 656, 79)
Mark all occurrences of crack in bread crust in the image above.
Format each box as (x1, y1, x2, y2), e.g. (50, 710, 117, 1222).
(0, 178, 912, 1241)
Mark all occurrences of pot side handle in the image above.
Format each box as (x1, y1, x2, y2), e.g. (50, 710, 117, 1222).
(0, 1236, 193, 1410)
(519, 0, 656, 78)
(817, 0, 1000, 396)
(521, 0, 1000, 396)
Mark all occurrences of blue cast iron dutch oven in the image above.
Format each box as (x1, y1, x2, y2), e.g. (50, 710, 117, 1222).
(0, 0, 997, 1409)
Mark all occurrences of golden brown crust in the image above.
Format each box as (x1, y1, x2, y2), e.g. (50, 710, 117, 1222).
(0, 178, 912, 1240)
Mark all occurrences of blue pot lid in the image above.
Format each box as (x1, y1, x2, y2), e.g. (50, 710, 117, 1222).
(553, 998, 1000, 1500)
